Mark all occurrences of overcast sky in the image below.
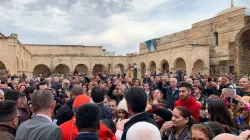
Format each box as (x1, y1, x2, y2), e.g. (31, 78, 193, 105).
(0, 0, 249, 55)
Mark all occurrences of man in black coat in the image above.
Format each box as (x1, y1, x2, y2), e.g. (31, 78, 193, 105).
(91, 87, 112, 120)
(118, 87, 160, 140)
(56, 85, 83, 125)
(75, 104, 100, 140)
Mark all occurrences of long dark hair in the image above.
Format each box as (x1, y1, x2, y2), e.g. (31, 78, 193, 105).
(207, 98, 238, 134)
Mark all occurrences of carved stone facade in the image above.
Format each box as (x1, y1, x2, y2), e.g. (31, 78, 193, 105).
(0, 7, 249, 79)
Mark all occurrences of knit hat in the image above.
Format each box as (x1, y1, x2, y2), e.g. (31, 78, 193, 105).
(126, 122, 161, 140)
(73, 95, 92, 108)
(117, 99, 128, 113)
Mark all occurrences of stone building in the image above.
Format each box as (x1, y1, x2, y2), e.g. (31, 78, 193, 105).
(0, 6, 249, 79)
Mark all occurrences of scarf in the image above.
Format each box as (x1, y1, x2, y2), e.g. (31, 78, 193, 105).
(163, 126, 190, 140)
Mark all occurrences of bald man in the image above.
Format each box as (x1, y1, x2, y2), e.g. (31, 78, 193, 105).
(214, 130, 250, 140)
(143, 72, 151, 84)
(0, 89, 4, 101)
(213, 133, 238, 140)
(238, 78, 250, 96)
(161, 78, 179, 110)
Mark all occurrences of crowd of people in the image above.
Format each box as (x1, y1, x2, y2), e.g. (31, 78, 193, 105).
(0, 71, 250, 140)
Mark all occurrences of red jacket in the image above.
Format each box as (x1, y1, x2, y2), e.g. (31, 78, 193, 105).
(174, 96, 201, 122)
(60, 117, 116, 140)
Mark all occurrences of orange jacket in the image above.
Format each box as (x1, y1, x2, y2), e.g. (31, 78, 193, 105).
(60, 117, 116, 140)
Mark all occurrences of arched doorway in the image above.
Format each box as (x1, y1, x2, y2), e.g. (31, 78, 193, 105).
(93, 64, 105, 76)
(229, 66, 234, 74)
(133, 68, 137, 78)
(148, 61, 156, 73)
(0, 61, 6, 74)
(54, 64, 70, 77)
(174, 58, 186, 71)
(33, 64, 50, 77)
(115, 64, 125, 74)
(235, 28, 250, 75)
(74, 64, 88, 75)
(140, 62, 146, 78)
(192, 59, 205, 73)
(160, 60, 169, 74)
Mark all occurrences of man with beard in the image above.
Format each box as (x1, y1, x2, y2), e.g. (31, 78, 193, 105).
(0, 100, 18, 140)
(174, 82, 201, 122)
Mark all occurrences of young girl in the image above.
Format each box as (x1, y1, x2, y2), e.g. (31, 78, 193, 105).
(116, 99, 129, 123)
(108, 99, 117, 120)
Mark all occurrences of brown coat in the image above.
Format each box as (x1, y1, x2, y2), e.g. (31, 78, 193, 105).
(0, 124, 15, 140)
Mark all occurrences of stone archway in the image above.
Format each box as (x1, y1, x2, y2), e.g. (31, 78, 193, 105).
(235, 25, 250, 75)
(148, 61, 156, 73)
(33, 64, 50, 77)
(74, 64, 88, 75)
(54, 64, 70, 77)
(93, 64, 105, 75)
(140, 62, 146, 78)
(160, 59, 169, 74)
(174, 58, 186, 71)
(192, 59, 205, 73)
(115, 64, 125, 74)
(0, 61, 6, 74)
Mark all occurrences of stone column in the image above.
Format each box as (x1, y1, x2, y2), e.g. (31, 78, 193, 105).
(147, 69, 151, 73)
(87, 69, 93, 77)
(186, 64, 192, 76)
(157, 68, 161, 75)
(130, 69, 134, 79)
(137, 69, 141, 80)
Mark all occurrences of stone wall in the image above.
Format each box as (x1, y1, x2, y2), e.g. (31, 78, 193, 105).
(0, 36, 32, 76)
(24, 44, 103, 56)
(139, 29, 191, 54)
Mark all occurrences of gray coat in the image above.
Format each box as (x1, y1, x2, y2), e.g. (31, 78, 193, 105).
(15, 115, 62, 140)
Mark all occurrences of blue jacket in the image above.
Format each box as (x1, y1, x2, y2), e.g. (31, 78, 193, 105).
(75, 132, 99, 140)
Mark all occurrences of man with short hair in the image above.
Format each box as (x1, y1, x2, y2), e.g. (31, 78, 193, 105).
(4, 89, 22, 102)
(56, 85, 83, 125)
(4, 90, 30, 124)
(37, 81, 48, 90)
(237, 78, 250, 96)
(91, 87, 112, 120)
(15, 90, 62, 140)
(75, 103, 101, 140)
(0, 100, 18, 140)
(174, 82, 201, 122)
(51, 77, 62, 91)
(119, 87, 161, 140)
(162, 78, 179, 110)
(62, 79, 70, 91)
(60, 95, 116, 140)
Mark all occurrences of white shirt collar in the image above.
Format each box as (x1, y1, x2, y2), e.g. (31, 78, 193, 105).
(36, 114, 52, 122)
